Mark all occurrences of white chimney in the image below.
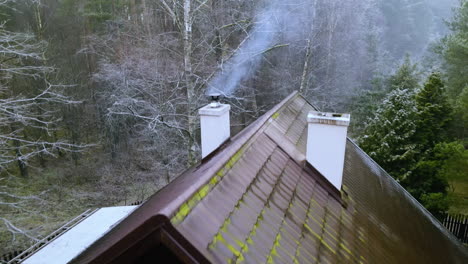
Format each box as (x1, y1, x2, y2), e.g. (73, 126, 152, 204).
(199, 103, 231, 158)
(307, 111, 350, 190)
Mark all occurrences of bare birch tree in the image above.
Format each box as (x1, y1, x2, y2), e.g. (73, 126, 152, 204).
(0, 0, 90, 245)
(0, 22, 88, 174)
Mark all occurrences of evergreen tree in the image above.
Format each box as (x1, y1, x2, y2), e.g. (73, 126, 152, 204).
(415, 73, 453, 152)
(358, 88, 418, 181)
(349, 57, 419, 137)
(348, 77, 385, 137)
(433, 141, 468, 191)
(387, 55, 420, 91)
(359, 72, 455, 219)
(441, 0, 468, 98)
(401, 74, 454, 219)
(403, 141, 466, 220)
(452, 86, 468, 141)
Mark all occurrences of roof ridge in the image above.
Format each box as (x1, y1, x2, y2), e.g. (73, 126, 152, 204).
(166, 91, 300, 221)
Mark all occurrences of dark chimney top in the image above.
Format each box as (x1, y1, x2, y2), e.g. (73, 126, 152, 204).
(208, 92, 222, 108)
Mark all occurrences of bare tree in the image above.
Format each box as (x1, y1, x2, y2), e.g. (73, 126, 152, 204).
(87, 0, 257, 168)
(0, 26, 88, 174)
(0, 0, 90, 245)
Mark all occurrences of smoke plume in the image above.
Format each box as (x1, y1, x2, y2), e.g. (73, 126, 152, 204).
(207, 4, 280, 96)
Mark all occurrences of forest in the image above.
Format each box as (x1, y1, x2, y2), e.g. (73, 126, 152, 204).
(0, 0, 467, 254)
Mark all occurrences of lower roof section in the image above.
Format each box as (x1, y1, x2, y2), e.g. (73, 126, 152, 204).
(23, 206, 137, 264)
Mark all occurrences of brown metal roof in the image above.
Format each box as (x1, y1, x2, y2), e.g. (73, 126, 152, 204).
(71, 92, 468, 263)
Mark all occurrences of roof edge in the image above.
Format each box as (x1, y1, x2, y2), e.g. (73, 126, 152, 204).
(346, 138, 468, 252)
(70, 214, 210, 264)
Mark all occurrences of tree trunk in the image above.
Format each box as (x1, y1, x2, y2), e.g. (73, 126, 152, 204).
(184, 0, 196, 165)
(249, 86, 259, 118)
(142, 0, 152, 36)
(300, 39, 312, 94)
(212, 0, 223, 62)
(15, 143, 29, 178)
(10, 125, 28, 178)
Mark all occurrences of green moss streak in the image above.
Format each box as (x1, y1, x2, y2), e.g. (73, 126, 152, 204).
(171, 147, 247, 225)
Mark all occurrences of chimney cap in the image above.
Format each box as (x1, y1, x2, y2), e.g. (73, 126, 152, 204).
(199, 104, 230, 116)
(307, 111, 350, 126)
(208, 92, 222, 97)
(207, 92, 224, 108)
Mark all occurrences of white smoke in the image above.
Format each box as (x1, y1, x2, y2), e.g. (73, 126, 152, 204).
(207, 3, 280, 96)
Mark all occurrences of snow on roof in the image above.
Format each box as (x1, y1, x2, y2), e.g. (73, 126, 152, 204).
(23, 206, 137, 264)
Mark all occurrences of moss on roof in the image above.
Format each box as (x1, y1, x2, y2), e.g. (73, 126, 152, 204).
(169, 94, 468, 263)
(71, 92, 468, 264)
